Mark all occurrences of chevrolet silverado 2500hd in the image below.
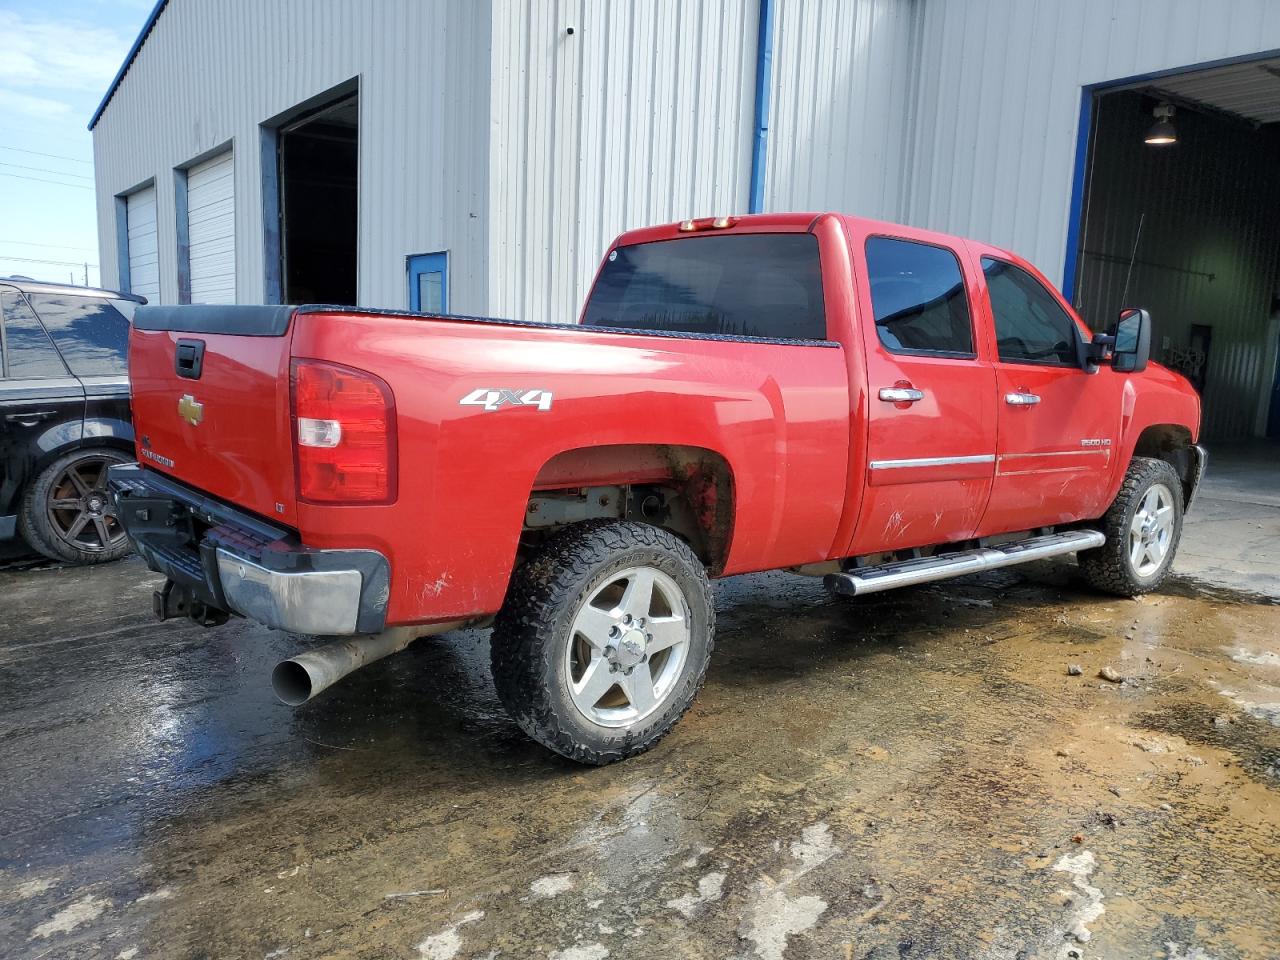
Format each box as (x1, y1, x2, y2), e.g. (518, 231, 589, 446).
(109, 213, 1205, 764)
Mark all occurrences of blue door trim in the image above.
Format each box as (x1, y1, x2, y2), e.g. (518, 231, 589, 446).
(1062, 46, 1280, 303)
(407, 252, 448, 313)
(748, 0, 776, 214)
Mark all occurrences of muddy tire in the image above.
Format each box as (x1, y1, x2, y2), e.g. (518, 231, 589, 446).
(17, 448, 133, 565)
(490, 520, 714, 765)
(1079, 457, 1183, 597)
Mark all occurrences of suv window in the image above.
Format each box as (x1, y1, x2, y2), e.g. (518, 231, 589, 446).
(27, 294, 131, 377)
(865, 237, 974, 356)
(982, 257, 1080, 365)
(1, 291, 68, 379)
(582, 233, 826, 341)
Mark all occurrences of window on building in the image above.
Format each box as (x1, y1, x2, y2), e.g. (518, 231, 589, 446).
(1, 291, 68, 379)
(582, 233, 827, 341)
(27, 294, 131, 377)
(407, 252, 448, 313)
(982, 257, 1080, 365)
(865, 237, 974, 356)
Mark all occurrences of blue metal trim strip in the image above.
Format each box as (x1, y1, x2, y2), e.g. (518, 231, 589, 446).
(88, 0, 170, 130)
(173, 167, 191, 304)
(260, 126, 282, 305)
(114, 196, 131, 295)
(1061, 89, 1093, 304)
(748, 0, 775, 214)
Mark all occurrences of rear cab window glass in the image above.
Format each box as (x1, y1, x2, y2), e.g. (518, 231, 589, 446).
(982, 257, 1081, 365)
(27, 294, 131, 377)
(865, 237, 974, 356)
(582, 233, 827, 341)
(1, 290, 68, 379)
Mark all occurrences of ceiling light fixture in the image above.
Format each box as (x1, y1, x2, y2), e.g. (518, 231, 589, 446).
(1145, 103, 1177, 145)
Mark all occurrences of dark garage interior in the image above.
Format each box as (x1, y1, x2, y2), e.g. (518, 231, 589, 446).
(1072, 60, 1280, 440)
(278, 93, 359, 306)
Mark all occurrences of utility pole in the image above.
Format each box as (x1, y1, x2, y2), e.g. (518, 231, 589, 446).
(83, 262, 89, 286)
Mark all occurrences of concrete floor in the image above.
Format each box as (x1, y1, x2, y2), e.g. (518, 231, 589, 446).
(1, 447, 1276, 960)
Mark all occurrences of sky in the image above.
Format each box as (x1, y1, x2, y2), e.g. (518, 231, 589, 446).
(0, 0, 154, 288)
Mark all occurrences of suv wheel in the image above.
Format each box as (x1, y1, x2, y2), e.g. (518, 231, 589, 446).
(1079, 456, 1184, 596)
(19, 448, 133, 565)
(491, 521, 714, 765)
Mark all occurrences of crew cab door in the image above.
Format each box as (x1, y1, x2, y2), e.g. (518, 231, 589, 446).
(0, 287, 85, 525)
(968, 253, 1120, 535)
(844, 228, 997, 555)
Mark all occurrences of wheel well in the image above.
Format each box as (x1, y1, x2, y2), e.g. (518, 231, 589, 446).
(524, 444, 735, 573)
(1131, 424, 1195, 504)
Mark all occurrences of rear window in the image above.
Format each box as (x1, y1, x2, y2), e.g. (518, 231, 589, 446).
(27, 294, 131, 377)
(1, 290, 67, 379)
(865, 236, 974, 356)
(581, 233, 827, 341)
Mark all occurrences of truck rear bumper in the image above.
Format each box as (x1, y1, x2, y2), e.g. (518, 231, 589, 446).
(107, 463, 389, 635)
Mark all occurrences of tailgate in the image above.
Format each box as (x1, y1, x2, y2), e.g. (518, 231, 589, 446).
(129, 305, 299, 526)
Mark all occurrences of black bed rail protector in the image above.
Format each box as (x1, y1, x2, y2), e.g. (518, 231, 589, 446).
(134, 304, 297, 337)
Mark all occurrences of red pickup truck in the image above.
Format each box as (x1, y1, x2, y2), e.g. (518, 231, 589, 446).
(109, 213, 1205, 764)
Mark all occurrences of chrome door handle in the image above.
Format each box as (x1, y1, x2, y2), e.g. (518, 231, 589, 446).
(1005, 392, 1041, 406)
(5, 410, 56, 424)
(879, 387, 925, 403)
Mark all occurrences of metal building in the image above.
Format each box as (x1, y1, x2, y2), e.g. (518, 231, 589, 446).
(91, 0, 1280, 439)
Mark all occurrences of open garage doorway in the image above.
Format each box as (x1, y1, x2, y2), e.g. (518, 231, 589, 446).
(1069, 57, 1280, 440)
(276, 92, 358, 305)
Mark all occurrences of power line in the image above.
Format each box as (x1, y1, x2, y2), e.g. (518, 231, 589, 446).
(0, 144, 93, 165)
(0, 239, 97, 252)
(0, 255, 99, 268)
(0, 172, 94, 191)
(0, 160, 94, 181)
(0, 239, 98, 252)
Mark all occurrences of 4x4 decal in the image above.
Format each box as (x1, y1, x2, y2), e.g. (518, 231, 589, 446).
(459, 388, 554, 412)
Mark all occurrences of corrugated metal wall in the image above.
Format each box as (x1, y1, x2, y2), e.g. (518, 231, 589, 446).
(904, 0, 1280, 284)
(92, 0, 491, 312)
(486, 0, 759, 325)
(1075, 92, 1280, 440)
(765, 0, 917, 219)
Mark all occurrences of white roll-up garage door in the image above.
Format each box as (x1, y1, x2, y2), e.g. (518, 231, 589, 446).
(126, 186, 160, 303)
(186, 151, 235, 303)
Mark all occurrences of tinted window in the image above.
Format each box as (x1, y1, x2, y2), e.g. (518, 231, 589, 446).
(865, 237, 973, 355)
(582, 233, 826, 341)
(1, 291, 67, 379)
(28, 294, 130, 377)
(982, 258, 1080, 365)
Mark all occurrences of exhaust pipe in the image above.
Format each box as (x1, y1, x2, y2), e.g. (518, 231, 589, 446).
(272, 621, 466, 706)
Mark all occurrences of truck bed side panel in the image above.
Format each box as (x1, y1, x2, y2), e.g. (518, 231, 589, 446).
(289, 312, 851, 624)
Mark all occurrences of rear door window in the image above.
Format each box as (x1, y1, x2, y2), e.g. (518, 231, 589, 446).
(1, 290, 68, 379)
(582, 233, 827, 341)
(27, 294, 131, 377)
(981, 257, 1080, 365)
(865, 237, 974, 356)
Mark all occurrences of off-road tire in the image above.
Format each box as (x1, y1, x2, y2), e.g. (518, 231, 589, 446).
(18, 448, 133, 565)
(490, 520, 714, 765)
(1079, 456, 1184, 596)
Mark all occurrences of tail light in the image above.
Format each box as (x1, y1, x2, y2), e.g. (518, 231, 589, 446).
(291, 359, 397, 504)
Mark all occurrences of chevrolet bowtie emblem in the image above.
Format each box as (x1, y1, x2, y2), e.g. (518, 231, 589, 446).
(178, 394, 204, 426)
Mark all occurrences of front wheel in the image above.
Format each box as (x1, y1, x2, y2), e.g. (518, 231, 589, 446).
(490, 521, 714, 765)
(1079, 457, 1184, 596)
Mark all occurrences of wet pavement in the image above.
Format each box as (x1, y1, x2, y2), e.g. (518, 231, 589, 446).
(2, 456, 1278, 960)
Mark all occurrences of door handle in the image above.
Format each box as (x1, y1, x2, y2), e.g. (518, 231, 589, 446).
(5, 410, 56, 425)
(1005, 392, 1041, 406)
(879, 387, 925, 403)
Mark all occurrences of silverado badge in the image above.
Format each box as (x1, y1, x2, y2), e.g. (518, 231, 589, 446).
(178, 394, 204, 426)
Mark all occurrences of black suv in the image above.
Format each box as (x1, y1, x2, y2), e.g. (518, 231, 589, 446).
(0, 278, 143, 564)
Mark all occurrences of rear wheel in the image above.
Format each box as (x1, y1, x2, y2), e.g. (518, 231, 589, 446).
(18, 448, 133, 565)
(490, 521, 714, 765)
(1079, 457, 1183, 596)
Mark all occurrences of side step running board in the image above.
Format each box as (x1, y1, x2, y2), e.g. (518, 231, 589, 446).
(823, 529, 1106, 598)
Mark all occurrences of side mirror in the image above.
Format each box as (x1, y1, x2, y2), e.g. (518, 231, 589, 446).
(1110, 307, 1151, 373)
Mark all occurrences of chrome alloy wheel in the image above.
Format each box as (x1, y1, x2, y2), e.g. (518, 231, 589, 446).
(563, 566, 692, 728)
(1129, 482, 1175, 577)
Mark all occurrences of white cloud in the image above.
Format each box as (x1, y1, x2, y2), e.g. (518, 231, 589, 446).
(0, 11, 131, 94)
(0, 89, 72, 117)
